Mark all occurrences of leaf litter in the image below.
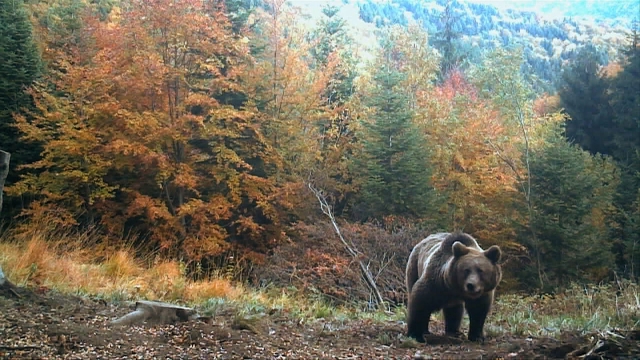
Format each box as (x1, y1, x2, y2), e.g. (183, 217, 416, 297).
(0, 287, 638, 359)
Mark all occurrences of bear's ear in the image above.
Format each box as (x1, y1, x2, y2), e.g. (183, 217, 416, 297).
(452, 241, 470, 258)
(484, 245, 501, 264)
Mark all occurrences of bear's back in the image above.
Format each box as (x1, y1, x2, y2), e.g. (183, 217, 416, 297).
(440, 232, 481, 253)
(415, 232, 481, 273)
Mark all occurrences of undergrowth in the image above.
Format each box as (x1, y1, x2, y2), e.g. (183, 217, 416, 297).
(487, 282, 640, 337)
(0, 221, 638, 340)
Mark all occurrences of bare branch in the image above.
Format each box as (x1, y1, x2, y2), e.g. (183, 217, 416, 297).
(308, 183, 386, 309)
(375, 253, 395, 281)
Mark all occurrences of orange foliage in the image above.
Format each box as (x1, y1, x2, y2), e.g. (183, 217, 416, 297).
(415, 70, 523, 249)
(11, 0, 286, 262)
(243, 1, 332, 170)
(533, 93, 561, 116)
(600, 61, 624, 79)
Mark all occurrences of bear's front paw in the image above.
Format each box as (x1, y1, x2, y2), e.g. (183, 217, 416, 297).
(467, 334, 485, 343)
(406, 331, 427, 343)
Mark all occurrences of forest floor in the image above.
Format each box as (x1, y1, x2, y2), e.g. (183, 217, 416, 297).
(1, 286, 639, 360)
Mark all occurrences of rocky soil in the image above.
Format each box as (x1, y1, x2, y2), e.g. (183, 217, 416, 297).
(1, 287, 638, 359)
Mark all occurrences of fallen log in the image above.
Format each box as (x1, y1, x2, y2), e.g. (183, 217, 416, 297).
(111, 300, 200, 326)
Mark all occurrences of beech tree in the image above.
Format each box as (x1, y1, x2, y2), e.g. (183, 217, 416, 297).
(306, 3, 360, 215)
(415, 70, 524, 251)
(11, 0, 284, 261)
(241, 0, 339, 220)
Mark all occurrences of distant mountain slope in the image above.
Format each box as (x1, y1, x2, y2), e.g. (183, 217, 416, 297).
(286, 0, 634, 92)
(351, 0, 634, 92)
(468, 0, 639, 25)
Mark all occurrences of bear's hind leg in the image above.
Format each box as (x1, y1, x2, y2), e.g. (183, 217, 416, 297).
(465, 293, 493, 342)
(443, 304, 464, 337)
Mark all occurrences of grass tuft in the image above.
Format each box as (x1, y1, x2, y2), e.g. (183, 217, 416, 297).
(103, 250, 141, 279)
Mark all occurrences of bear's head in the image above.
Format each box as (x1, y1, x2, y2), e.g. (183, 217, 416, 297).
(451, 241, 502, 299)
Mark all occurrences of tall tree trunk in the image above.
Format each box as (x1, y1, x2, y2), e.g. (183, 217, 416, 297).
(0, 150, 10, 215)
(0, 150, 20, 297)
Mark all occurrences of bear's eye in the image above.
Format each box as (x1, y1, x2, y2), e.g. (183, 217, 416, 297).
(464, 269, 471, 276)
(477, 268, 483, 274)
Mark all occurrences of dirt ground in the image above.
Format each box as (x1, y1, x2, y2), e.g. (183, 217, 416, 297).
(1, 287, 638, 360)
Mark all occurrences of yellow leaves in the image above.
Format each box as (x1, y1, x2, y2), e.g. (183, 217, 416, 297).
(240, 4, 335, 181)
(528, 111, 569, 151)
(380, 24, 440, 99)
(177, 197, 232, 222)
(416, 73, 524, 240)
(107, 140, 154, 171)
(176, 197, 232, 260)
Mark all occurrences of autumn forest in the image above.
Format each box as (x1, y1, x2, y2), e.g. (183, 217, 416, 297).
(1, 0, 639, 303)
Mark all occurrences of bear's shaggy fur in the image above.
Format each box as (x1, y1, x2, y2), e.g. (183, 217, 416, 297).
(405, 231, 502, 342)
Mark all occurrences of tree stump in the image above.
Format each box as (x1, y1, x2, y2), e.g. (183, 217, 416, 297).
(110, 300, 200, 326)
(0, 265, 21, 298)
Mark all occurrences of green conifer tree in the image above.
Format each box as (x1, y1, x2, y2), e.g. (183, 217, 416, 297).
(608, 28, 640, 278)
(431, 0, 464, 80)
(354, 36, 435, 221)
(528, 125, 618, 286)
(0, 0, 42, 186)
(558, 45, 613, 157)
(609, 30, 640, 165)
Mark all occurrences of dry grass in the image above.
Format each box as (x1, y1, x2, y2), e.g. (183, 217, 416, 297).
(0, 220, 336, 321)
(0, 221, 243, 304)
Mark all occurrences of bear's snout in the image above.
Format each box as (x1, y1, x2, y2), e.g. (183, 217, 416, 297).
(464, 277, 483, 298)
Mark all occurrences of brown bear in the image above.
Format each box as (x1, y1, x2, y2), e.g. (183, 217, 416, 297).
(405, 231, 502, 343)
